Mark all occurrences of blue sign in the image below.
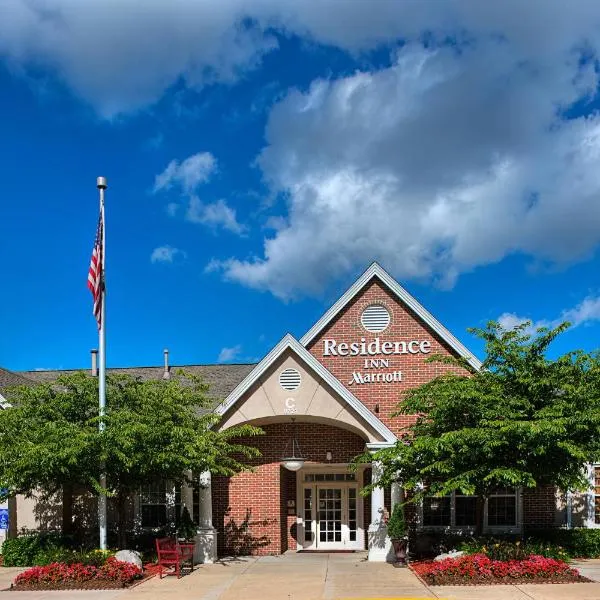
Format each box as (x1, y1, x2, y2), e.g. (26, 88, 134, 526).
(0, 508, 8, 530)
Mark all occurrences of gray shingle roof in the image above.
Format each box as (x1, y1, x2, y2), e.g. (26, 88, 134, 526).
(0, 368, 35, 390)
(15, 363, 256, 404)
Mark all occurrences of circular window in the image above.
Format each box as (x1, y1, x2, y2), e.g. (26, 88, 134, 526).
(361, 304, 391, 332)
(279, 368, 301, 391)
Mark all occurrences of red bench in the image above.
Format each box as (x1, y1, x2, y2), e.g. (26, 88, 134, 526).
(155, 537, 195, 578)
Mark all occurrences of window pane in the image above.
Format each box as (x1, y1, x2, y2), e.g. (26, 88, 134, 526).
(142, 504, 167, 528)
(455, 496, 477, 526)
(423, 496, 451, 526)
(488, 496, 516, 526)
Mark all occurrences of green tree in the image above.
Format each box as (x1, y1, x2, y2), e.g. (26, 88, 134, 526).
(367, 321, 600, 534)
(0, 371, 261, 546)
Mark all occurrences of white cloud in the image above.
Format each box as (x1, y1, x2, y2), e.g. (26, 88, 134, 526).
(2, 1, 600, 118)
(218, 344, 242, 363)
(498, 295, 600, 334)
(154, 152, 216, 194)
(214, 40, 600, 299)
(150, 245, 186, 264)
(4, 2, 600, 296)
(187, 197, 246, 235)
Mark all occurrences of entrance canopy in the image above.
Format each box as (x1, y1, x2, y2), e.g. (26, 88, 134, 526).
(215, 334, 396, 448)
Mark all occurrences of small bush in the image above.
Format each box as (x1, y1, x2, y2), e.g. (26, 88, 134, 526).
(1, 534, 115, 567)
(460, 538, 569, 561)
(1, 533, 63, 567)
(526, 528, 600, 559)
(387, 504, 407, 540)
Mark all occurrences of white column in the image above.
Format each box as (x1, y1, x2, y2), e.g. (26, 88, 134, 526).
(391, 481, 403, 510)
(368, 460, 391, 562)
(194, 471, 217, 563)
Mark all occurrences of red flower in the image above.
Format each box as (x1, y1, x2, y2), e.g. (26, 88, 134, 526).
(14, 559, 142, 587)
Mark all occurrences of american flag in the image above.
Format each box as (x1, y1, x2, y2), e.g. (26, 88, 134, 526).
(87, 211, 104, 330)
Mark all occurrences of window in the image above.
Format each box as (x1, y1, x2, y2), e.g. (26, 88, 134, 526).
(139, 481, 179, 528)
(303, 473, 356, 482)
(487, 487, 517, 527)
(455, 493, 477, 526)
(423, 496, 451, 526)
(421, 489, 518, 529)
(595, 467, 600, 525)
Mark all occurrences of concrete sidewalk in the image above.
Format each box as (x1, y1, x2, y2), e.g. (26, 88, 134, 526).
(4, 554, 600, 599)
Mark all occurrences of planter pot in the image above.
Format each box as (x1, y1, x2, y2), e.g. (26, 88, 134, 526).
(391, 538, 408, 564)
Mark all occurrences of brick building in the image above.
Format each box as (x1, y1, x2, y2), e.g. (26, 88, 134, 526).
(1, 263, 598, 561)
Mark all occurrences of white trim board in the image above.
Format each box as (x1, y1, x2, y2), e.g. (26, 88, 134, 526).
(300, 262, 482, 371)
(215, 333, 397, 446)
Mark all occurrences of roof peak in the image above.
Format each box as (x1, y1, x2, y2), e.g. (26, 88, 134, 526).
(300, 262, 482, 371)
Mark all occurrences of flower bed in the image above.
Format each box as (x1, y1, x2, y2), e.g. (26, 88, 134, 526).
(12, 557, 143, 591)
(411, 553, 589, 586)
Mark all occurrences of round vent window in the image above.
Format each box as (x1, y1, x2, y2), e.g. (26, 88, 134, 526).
(279, 368, 301, 391)
(361, 304, 391, 333)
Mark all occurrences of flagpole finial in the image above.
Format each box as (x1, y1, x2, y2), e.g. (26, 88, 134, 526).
(97, 176, 107, 190)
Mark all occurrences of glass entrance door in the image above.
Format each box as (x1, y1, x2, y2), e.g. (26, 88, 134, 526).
(317, 487, 343, 548)
(301, 484, 361, 550)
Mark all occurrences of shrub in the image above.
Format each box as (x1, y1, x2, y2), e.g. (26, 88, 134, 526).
(412, 553, 584, 585)
(459, 538, 569, 561)
(1, 533, 63, 567)
(1, 534, 115, 567)
(14, 557, 142, 587)
(526, 528, 600, 559)
(387, 504, 407, 540)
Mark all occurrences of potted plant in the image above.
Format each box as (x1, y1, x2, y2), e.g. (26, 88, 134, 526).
(387, 503, 408, 564)
(177, 506, 197, 543)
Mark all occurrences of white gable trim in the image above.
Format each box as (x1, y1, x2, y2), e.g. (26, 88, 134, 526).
(215, 333, 397, 445)
(300, 262, 482, 371)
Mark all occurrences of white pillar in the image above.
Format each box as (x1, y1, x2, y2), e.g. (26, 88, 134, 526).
(368, 460, 391, 562)
(194, 471, 217, 563)
(391, 481, 403, 510)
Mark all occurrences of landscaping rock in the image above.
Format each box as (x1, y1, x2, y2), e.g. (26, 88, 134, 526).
(114, 550, 143, 569)
(433, 550, 464, 561)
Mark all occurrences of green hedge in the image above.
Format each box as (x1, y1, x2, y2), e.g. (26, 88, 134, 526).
(1, 534, 113, 567)
(456, 529, 600, 561)
(526, 528, 600, 559)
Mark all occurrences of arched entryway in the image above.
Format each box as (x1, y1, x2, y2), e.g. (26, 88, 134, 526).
(212, 420, 369, 555)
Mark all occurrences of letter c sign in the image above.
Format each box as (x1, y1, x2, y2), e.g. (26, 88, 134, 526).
(284, 397, 297, 414)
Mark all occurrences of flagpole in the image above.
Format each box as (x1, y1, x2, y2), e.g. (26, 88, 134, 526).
(97, 176, 107, 551)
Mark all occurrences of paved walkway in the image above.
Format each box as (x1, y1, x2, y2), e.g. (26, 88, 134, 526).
(3, 554, 600, 599)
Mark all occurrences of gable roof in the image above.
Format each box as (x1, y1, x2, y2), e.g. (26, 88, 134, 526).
(216, 333, 397, 447)
(0, 367, 35, 408)
(300, 262, 482, 371)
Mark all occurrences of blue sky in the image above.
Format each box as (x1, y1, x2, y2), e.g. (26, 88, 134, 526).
(1, 1, 599, 371)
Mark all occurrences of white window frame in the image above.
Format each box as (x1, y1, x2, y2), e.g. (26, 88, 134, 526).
(136, 481, 179, 530)
(584, 463, 600, 528)
(417, 488, 522, 534)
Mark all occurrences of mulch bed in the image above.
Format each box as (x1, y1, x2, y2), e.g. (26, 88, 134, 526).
(11, 580, 128, 591)
(409, 562, 591, 586)
(10, 563, 162, 592)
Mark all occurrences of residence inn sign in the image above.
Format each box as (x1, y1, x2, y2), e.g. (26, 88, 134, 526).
(322, 304, 432, 385)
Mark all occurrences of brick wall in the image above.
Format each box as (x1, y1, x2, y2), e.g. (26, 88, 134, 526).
(212, 422, 366, 555)
(308, 279, 468, 436)
(523, 485, 561, 528)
